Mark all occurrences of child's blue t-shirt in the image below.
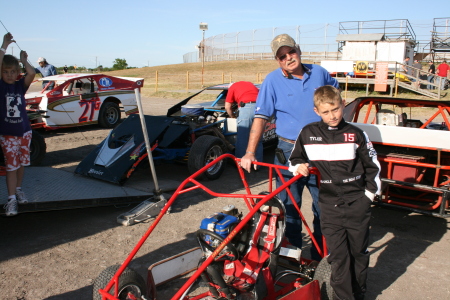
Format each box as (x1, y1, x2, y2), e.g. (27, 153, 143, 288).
(0, 77, 31, 136)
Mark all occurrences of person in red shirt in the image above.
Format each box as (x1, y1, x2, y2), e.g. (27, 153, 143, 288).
(225, 81, 263, 162)
(436, 60, 449, 90)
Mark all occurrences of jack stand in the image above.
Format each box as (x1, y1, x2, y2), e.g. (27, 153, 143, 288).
(118, 89, 170, 226)
(117, 192, 169, 226)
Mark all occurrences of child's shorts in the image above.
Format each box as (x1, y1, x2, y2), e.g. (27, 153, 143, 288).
(0, 130, 32, 172)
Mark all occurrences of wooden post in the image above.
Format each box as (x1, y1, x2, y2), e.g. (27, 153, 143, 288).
(201, 68, 204, 88)
(186, 71, 189, 93)
(345, 76, 348, 100)
(365, 72, 369, 96)
(394, 77, 399, 97)
(155, 70, 158, 92)
(222, 72, 224, 84)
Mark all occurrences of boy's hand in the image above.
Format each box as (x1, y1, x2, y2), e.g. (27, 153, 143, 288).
(20, 50, 28, 62)
(2, 32, 15, 49)
(288, 163, 310, 176)
(297, 163, 310, 176)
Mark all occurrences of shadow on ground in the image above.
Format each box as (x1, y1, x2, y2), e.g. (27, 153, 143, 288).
(366, 206, 448, 299)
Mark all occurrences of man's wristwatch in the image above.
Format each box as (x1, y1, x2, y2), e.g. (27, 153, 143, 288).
(0, 48, 6, 53)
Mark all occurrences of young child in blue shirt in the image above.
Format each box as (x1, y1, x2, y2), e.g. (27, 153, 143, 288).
(1, 32, 36, 216)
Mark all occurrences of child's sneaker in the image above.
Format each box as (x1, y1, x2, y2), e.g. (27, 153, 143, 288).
(4, 199, 18, 216)
(16, 190, 28, 204)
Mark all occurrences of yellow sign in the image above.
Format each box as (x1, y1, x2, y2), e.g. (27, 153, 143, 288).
(355, 61, 369, 73)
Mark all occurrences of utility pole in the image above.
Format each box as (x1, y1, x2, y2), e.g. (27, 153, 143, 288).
(199, 22, 208, 87)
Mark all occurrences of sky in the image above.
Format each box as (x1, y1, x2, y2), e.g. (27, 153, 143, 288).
(1, 0, 448, 69)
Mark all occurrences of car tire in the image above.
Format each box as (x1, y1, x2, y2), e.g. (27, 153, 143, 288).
(188, 135, 226, 180)
(98, 102, 121, 128)
(30, 130, 46, 166)
(313, 256, 333, 300)
(92, 264, 146, 300)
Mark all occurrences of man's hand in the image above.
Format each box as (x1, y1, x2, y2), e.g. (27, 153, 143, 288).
(240, 152, 258, 172)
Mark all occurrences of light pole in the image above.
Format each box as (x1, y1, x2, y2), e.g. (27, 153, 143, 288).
(199, 22, 208, 87)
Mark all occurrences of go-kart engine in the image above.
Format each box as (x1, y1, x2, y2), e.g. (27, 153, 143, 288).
(200, 205, 240, 240)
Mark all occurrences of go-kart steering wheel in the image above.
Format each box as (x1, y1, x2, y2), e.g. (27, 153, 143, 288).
(196, 229, 239, 261)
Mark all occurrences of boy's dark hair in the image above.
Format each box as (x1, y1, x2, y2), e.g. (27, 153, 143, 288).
(2, 54, 20, 70)
(314, 85, 342, 108)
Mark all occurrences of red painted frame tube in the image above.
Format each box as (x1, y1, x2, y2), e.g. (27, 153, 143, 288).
(98, 154, 324, 300)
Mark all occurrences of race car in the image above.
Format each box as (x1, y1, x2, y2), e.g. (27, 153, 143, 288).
(25, 74, 144, 130)
(75, 84, 277, 184)
(344, 97, 450, 217)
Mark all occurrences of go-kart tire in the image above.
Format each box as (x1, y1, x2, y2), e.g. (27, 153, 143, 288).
(313, 256, 333, 300)
(92, 264, 146, 300)
(98, 102, 121, 128)
(30, 130, 46, 166)
(188, 135, 226, 180)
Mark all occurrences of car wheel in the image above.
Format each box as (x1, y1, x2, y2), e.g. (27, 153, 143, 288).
(188, 135, 226, 180)
(98, 102, 121, 128)
(92, 265, 146, 300)
(30, 130, 46, 166)
(313, 256, 333, 300)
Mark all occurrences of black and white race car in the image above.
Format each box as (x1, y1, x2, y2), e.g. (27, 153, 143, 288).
(75, 84, 277, 184)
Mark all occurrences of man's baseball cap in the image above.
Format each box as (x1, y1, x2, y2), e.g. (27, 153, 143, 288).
(37, 57, 46, 63)
(271, 34, 296, 57)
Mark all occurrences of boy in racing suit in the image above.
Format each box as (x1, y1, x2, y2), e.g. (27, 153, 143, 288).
(289, 86, 381, 300)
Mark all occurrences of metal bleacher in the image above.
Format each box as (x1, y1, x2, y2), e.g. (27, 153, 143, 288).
(430, 17, 450, 61)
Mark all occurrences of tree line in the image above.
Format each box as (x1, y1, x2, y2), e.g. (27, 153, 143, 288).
(55, 58, 136, 73)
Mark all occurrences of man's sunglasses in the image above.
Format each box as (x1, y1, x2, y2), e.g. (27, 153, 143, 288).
(278, 49, 297, 61)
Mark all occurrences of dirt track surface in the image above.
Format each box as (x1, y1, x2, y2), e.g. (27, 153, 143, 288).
(1, 95, 450, 300)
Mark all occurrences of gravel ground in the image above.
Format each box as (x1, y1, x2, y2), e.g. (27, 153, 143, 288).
(0, 94, 449, 300)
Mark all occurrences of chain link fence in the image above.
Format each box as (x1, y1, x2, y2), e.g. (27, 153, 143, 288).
(183, 20, 450, 63)
(183, 24, 341, 63)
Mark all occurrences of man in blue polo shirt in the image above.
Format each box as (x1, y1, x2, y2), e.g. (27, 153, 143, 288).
(241, 34, 339, 260)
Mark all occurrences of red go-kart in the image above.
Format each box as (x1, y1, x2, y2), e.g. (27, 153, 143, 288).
(92, 154, 332, 300)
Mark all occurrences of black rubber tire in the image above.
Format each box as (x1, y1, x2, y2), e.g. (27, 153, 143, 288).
(30, 130, 46, 166)
(188, 135, 226, 180)
(98, 102, 121, 128)
(92, 264, 146, 300)
(313, 256, 333, 300)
